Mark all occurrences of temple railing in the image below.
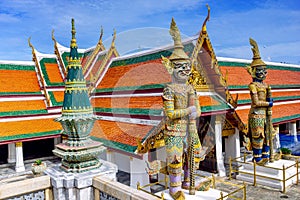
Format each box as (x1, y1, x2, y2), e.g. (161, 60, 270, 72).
(136, 173, 246, 200)
(0, 175, 53, 200)
(93, 175, 160, 200)
(229, 153, 299, 193)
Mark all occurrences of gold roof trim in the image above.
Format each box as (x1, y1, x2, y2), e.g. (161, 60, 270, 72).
(83, 26, 106, 74)
(28, 37, 51, 107)
(52, 29, 67, 77)
(89, 29, 119, 93)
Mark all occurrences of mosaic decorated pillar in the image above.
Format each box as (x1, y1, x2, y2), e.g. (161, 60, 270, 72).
(53, 19, 105, 173)
(7, 143, 16, 163)
(15, 142, 25, 172)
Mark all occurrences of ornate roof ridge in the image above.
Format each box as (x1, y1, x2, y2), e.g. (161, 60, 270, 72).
(0, 60, 35, 65)
(112, 35, 197, 61)
(217, 56, 300, 68)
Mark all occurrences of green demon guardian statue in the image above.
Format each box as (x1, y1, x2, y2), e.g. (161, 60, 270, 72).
(247, 38, 275, 166)
(161, 18, 210, 200)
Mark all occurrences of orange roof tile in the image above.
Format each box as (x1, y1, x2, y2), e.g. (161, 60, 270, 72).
(0, 118, 62, 138)
(236, 103, 300, 125)
(52, 91, 64, 103)
(266, 70, 300, 85)
(237, 91, 300, 101)
(220, 66, 300, 87)
(90, 120, 153, 146)
(0, 70, 40, 93)
(97, 59, 171, 89)
(92, 96, 163, 109)
(220, 66, 252, 86)
(0, 100, 46, 112)
(44, 63, 63, 83)
(199, 96, 222, 107)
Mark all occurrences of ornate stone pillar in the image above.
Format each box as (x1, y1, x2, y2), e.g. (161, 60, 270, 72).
(15, 142, 25, 172)
(7, 143, 16, 163)
(215, 116, 226, 176)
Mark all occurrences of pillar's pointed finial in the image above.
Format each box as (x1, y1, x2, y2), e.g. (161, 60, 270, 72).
(71, 18, 77, 49)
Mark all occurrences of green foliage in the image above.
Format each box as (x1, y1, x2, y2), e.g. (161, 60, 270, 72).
(280, 147, 292, 155)
(35, 159, 42, 165)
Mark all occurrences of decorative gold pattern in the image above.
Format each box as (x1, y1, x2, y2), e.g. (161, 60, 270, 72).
(15, 142, 22, 147)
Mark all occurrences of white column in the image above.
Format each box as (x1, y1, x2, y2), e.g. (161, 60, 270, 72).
(215, 116, 226, 177)
(130, 153, 150, 190)
(224, 128, 240, 164)
(289, 121, 297, 143)
(15, 142, 25, 172)
(273, 125, 280, 150)
(7, 143, 16, 163)
(54, 137, 61, 147)
(106, 149, 115, 163)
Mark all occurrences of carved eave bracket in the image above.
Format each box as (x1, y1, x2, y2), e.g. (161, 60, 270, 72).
(222, 118, 235, 137)
(136, 118, 166, 154)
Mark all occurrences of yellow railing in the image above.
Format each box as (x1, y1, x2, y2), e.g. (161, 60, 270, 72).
(229, 153, 299, 193)
(137, 173, 246, 200)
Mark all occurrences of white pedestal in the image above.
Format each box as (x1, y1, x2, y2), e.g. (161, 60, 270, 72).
(236, 159, 298, 191)
(156, 188, 227, 200)
(45, 159, 117, 200)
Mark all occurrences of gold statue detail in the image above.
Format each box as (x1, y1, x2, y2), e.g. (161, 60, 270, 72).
(247, 38, 274, 165)
(161, 18, 209, 200)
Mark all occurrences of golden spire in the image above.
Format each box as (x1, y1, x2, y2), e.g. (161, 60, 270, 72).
(70, 18, 77, 49)
(201, 4, 210, 33)
(98, 26, 104, 45)
(249, 38, 266, 67)
(51, 29, 57, 43)
(168, 18, 189, 61)
(111, 29, 117, 48)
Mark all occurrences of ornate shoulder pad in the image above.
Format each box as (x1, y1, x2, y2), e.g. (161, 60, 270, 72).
(162, 86, 174, 101)
(249, 83, 257, 94)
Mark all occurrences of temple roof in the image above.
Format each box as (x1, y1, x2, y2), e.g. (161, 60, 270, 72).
(0, 61, 62, 143)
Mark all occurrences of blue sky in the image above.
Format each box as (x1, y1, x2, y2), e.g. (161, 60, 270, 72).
(0, 0, 299, 64)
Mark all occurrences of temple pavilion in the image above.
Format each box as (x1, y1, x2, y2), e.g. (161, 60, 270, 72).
(0, 11, 299, 188)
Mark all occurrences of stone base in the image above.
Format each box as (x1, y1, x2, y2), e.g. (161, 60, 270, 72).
(53, 140, 106, 173)
(45, 159, 117, 200)
(155, 188, 227, 200)
(236, 159, 298, 191)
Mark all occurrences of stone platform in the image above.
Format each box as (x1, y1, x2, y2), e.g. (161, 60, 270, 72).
(236, 159, 298, 191)
(45, 158, 117, 200)
(156, 188, 228, 200)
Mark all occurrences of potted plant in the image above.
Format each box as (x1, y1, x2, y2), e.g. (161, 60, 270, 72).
(31, 159, 47, 175)
(280, 147, 292, 155)
(280, 147, 292, 160)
